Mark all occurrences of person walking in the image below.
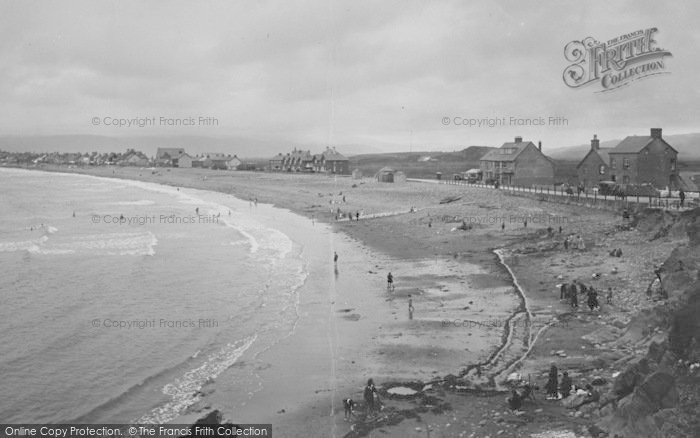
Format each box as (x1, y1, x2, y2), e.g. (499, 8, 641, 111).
(387, 272, 394, 291)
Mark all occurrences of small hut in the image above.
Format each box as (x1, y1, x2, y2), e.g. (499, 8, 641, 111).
(352, 168, 363, 179)
(376, 167, 396, 183)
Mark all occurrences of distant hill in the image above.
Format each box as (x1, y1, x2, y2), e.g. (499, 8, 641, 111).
(546, 132, 700, 161)
(349, 146, 496, 179)
(0, 135, 382, 160)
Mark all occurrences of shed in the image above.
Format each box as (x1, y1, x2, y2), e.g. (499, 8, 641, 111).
(376, 166, 396, 183)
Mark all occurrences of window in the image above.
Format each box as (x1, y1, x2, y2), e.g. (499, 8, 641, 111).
(671, 158, 676, 171)
(599, 165, 606, 175)
(610, 158, 616, 170)
(611, 175, 616, 182)
(623, 158, 630, 169)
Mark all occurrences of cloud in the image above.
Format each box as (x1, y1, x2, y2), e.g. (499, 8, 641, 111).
(0, 0, 698, 150)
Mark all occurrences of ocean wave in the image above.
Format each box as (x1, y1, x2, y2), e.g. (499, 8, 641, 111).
(137, 335, 257, 424)
(110, 200, 156, 206)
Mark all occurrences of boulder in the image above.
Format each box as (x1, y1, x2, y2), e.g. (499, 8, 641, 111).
(611, 357, 649, 399)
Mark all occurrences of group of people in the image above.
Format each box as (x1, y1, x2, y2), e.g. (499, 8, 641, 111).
(334, 208, 361, 221)
(562, 234, 586, 250)
(560, 280, 611, 310)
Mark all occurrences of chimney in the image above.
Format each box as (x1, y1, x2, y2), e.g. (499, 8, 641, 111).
(514, 136, 522, 143)
(651, 128, 662, 139)
(591, 134, 600, 150)
(538, 141, 542, 151)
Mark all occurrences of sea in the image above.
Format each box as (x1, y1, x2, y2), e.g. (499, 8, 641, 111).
(0, 168, 308, 424)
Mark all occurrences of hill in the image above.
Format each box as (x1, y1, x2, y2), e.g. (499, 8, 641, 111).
(348, 146, 496, 179)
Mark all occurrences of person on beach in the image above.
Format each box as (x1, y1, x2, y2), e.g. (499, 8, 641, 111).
(571, 384, 600, 409)
(356, 211, 359, 221)
(569, 282, 578, 308)
(254, 198, 258, 207)
(387, 272, 394, 291)
(523, 218, 527, 228)
(563, 236, 569, 250)
(559, 226, 562, 234)
(507, 389, 522, 411)
(334, 252, 338, 265)
(501, 222, 505, 231)
(587, 288, 599, 311)
(545, 364, 559, 399)
(560, 371, 573, 398)
(560, 283, 568, 300)
(364, 379, 377, 415)
(195, 207, 199, 215)
(679, 189, 685, 207)
(606, 287, 613, 305)
(408, 295, 414, 320)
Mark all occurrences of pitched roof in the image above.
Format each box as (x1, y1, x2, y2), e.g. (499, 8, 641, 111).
(609, 136, 653, 153)
(156, 148, 185, 159)
(609, 136, 678, 154)
(480, 141, 533, 162)
(576, 147, 612, 169)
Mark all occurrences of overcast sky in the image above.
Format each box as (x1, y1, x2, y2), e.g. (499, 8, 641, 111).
(0, 0, 698, 152)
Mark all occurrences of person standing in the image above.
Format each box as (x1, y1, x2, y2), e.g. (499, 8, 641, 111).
(560, 371, 572, 399)
(364, 379, 377, 415)
(334, 251, 338, 265)
(387, 272, 394, 291)
(545, 364, 559, 399)
(606, 287, 613, 304)
(679, 189, 686, 207)
(408, 295, 414, 320)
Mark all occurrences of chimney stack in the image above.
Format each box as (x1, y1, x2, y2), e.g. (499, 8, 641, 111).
(591, 134, 600, 150)
(651, 128, 662, 139)
(514, 136, 522, 143)
(538, 141, 542, 151)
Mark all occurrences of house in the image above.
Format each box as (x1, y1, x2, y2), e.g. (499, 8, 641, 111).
(282, 149, 314, 172)
(269, 153, 285, 171)
(202, 153, 232, 170)
(227, 155, 242, 170)
(177, 153, 193, 168)
(192, 155, 206, 168)
(156, 148, 186, 166)
(121, 151, 149, 167)
(576, 135, 611, 187)
(479, 136, 554, 186)
(317, 147, 349, 174)
(607, 128, 678, 188)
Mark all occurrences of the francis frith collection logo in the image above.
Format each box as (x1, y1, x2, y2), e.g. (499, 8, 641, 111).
(563, 28, 672, 92)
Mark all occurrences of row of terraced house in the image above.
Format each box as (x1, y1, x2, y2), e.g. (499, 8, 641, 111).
(269, 147, 350, 174)
(478, 128, 683, 190)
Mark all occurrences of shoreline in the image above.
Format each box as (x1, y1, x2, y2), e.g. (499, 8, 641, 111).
(7, 164, 688, 437)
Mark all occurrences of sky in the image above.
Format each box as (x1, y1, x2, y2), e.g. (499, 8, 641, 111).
(0, 0, 698, 153)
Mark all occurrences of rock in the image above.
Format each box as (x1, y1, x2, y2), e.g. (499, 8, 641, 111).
(648, 340, 667, 363)
(611, 357, 649, 399)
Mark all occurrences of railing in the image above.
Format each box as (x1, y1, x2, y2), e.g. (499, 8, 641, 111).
(437, 178, 695, 211)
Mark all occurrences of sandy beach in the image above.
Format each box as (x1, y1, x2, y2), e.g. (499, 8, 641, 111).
(22, 165, 696, 437)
